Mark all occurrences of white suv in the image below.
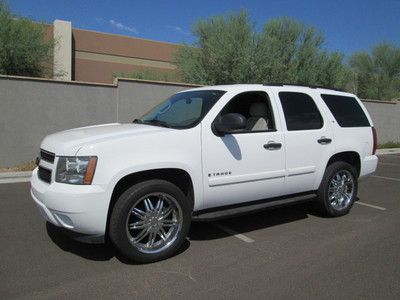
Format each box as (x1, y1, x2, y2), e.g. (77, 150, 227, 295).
(31, 84, 378, 262)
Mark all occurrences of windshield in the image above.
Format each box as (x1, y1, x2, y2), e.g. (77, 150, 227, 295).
(135, 90, 226, 129)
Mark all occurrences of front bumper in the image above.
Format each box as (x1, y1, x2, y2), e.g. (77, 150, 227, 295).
(30, 168, 110, 239)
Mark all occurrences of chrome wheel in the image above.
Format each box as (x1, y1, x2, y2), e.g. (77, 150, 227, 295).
(328, 170, 354, 210)
(125, 193, 183, 254)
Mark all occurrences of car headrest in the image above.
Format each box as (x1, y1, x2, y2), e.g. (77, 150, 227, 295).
(249, 102, 268, 117)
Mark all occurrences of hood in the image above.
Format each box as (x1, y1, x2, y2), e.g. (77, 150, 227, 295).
(41, 123, 170, 155)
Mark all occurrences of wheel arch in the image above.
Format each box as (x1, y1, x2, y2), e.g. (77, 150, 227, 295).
(326, 151, 361, 176)
(105, 168, 194, 238)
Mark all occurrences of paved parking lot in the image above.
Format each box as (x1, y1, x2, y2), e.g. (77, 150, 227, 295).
(1, 154, 399, 299)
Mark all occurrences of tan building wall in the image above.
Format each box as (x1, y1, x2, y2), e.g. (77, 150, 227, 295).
(74, 58, 178, 84)
(45, 21, 181, 83)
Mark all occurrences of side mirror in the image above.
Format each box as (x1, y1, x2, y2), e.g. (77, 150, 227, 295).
(213, 113, 246, 136)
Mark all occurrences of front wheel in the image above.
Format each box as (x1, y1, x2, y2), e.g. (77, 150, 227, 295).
(317, 161, 358, 217)
(109, 180, 191, 263)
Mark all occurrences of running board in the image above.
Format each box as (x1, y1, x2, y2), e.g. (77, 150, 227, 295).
(192, 192, 317, 222)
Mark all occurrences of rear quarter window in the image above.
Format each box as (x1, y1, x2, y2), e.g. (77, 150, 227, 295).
(321, 94, 370, 127)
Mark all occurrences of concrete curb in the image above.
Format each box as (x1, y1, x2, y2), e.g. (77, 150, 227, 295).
(0, 171, 32, 184)
(376, 148, 400, 155)
(0, 148, 399, 184)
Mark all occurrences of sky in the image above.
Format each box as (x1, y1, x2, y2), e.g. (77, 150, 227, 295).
(8, 0, 400, 57)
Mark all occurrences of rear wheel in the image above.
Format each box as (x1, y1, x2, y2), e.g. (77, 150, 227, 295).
(109, 180, 191, 263)
(317, 161, 358, 217)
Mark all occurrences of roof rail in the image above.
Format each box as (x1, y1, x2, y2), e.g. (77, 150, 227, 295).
(262, 83, 346, 92)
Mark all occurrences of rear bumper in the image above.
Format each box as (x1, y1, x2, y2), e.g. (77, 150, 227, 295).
(359, 155, 378, 179)
(30, 168, 110, 239)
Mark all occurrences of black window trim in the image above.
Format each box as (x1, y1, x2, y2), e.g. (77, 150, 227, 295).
(278, 91, 325, 132)
(211, 90, 278, 136)
(320, 93, 371, 128)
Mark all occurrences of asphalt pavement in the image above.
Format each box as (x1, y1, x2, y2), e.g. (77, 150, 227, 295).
(1, 154, 399, 299)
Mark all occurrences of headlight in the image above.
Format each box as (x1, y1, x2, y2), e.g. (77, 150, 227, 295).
(56, 156, 97, 185)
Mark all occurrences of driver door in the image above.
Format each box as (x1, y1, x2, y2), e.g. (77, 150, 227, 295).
(201, 91, 286, 209)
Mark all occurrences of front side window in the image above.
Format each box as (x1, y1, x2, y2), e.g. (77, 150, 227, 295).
(279, 92, 323, 131)
(216, 91, 276, 133)
(321, 94, 370, 127)
(136, 90, 226, 129)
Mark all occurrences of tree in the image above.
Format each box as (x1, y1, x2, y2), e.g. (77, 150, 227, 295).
(175, 11, 350, 89)
(350, 43, 400, 100)
(256, 17, 349, 88)
(175, 11, 259, 85)
(0, 0, 53, 77)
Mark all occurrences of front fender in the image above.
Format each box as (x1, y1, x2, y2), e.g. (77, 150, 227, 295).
(105, 162, 203, 210)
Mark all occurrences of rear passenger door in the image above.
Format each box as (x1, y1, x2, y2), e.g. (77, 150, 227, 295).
(276, 91, 335, 194)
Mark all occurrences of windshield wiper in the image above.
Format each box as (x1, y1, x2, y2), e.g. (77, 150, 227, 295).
(144, 119, 171, 128)
(132, 119, 143, 124)
(133, 118, 171, 128)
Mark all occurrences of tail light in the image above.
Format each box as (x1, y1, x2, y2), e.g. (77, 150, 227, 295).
(372, 127, 378, 155)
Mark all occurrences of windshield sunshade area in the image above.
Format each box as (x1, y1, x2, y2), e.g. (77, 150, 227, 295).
(134, 90, 226, 129)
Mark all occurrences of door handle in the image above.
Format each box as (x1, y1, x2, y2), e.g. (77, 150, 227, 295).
(264, 141, 282, 150)
(318, 137, 332, 145)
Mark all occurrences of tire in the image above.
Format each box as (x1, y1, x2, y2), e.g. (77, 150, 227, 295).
(109, 179, 191, 263)
(317, 161, 358, 217)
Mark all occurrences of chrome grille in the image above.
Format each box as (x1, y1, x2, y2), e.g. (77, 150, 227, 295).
(40, 149, 55, 163)
(38, 166, 52, 183)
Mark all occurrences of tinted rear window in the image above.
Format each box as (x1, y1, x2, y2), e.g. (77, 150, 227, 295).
(279, 92, 323, 131)
(321, 94, 370, 127)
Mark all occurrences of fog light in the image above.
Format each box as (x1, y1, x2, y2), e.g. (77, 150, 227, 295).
(54, 213, 74, 228)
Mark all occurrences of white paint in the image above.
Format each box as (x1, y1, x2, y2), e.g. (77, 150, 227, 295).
(213, 223, 255, 243)
(201, 89, 286, 208)
(356, 201, 387, 211)
(371, 175, 400, 182)
(274, 88, 336, 194)
(53, 20, 72, 80)
(30, 84, 378, 239)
